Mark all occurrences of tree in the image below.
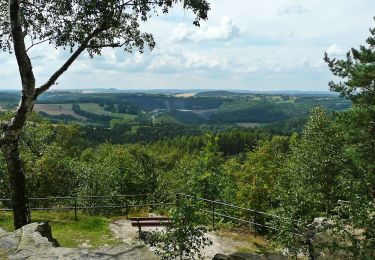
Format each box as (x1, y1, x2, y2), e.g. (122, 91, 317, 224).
(184, 134, 225, 200)
(325, 18, 375, 201)
(0, 0, 210, 229)
(324, 19, 375, 257)
(273, 108, 347, 257)
(324, 18, 375, 105)
(144, 199, 212, 260)
(235, 136, 289, 227)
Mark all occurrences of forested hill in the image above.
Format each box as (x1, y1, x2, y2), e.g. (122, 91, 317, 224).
(0, 90, 351, 129)
(195, 91, 249, 97)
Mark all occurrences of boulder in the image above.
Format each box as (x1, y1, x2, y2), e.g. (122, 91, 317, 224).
(35, 222, 60, 247)
(17, 222, 59, 251)
(0, 227, 21, 255)
(213, 253, 230, 260)
(229, 252, 263, 260)
(1, 222, 159, 259)
(213, 252, 288, 260)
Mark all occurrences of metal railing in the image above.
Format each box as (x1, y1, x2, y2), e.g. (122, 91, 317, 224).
(0, 193, 176, 221)
(0, 192, 304, 235)
(177, 193, 279, 231)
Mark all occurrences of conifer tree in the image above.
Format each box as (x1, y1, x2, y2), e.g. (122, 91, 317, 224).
(324, 18, 375, 105)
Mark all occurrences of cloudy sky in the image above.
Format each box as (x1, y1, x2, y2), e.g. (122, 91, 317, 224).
(1, 0, 375, 91)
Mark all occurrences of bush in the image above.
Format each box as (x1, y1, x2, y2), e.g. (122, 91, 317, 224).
(144, 200, 212, 260)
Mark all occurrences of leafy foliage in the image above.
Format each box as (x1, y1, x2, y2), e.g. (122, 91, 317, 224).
(271, 108, 348, 255)
(144, 199, 212, 260)
(0, 0, 209, 56)
(325, 18, 375, 105)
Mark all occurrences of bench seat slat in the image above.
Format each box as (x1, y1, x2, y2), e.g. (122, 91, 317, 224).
(131, 221, 172, 227)
(129, 217, 170, 221)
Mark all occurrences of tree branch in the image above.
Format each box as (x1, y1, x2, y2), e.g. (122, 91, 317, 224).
(20, 137, 42, 158)
(26, 38, 52, 52)
(87, 42, 126, 49)
(35, 29, 102, 96)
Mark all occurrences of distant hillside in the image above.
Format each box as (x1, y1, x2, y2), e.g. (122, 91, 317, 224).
(195, 91, 249, 97)
(0, 90, 351, 127)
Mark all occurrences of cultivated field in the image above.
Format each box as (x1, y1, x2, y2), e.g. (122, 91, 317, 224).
(174, 93, 196, 98)
(34, 104, 86, 120)
(79, 103, 137, 120)
(34, 103, 137, 122)
(79, 103, 112, 115)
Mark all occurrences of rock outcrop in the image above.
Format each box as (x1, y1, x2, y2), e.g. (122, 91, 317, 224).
(0, 222, 158, 260)
(213, 252, 287, 260)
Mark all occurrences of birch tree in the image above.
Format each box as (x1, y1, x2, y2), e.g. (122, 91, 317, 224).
(0, 0, 210, 229)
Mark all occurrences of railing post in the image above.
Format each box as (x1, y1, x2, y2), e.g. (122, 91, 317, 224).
(144, 194, 147, 215)
(175, 193, 180, 208)
(252, 215, 257, 237)
(125, 196, 129, 219)
(27, 199, 31, 220)
(212, 201, 215, 228)
(74, 197, 77, 221)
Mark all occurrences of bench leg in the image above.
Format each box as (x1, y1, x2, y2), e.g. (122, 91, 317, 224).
(137, 218, 142, 237)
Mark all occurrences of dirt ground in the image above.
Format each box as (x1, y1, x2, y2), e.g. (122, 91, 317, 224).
(109, 219, 266, 259)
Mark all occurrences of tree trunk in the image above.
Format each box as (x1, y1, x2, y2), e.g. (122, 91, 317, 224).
(2, 0, 97, 229)
(1, 139, 30, 229)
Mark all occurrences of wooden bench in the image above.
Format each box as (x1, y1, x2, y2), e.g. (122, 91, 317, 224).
(130, 216, 172, 234)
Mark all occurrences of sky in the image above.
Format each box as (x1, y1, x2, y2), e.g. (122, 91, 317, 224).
(1, 0, 375, 91)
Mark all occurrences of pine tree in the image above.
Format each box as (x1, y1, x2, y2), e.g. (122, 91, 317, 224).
(324, 18, 375, 105)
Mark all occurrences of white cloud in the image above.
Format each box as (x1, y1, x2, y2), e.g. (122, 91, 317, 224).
(172, 17, 241, 43)
(234, 66, 260, 74)
(300, 57, 325, 69)
(326, 44, 346, 56)
(278, 4, 309, 15)
(147, 48, 228, 73)
(2, 0, 375, 91)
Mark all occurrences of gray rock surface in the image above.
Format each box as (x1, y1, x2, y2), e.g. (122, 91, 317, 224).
(0, 227, 21, 256)
(0, 222, 158, 260)
(213, 252, 288, 260)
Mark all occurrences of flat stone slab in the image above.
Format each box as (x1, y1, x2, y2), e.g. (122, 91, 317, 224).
(9, 244, 158, 260)
(0, 228, 21, 256)
(0, 223, 158, 260)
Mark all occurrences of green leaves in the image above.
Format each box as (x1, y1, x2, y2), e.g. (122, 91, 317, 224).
(325, 18, 375, 105)
(144, 200, 212, 260)
(271, 108, 349, 255)
(234, 136, 289, 214)
(0, 0, 210, 55)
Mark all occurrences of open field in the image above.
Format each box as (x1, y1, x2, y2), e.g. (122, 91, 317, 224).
(174, 93, 197, 98)
(34, 104, 86, 120)
(79, 103, 138, 120)
(79, 103, 112, 116)
(34, 103, 137, 122)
